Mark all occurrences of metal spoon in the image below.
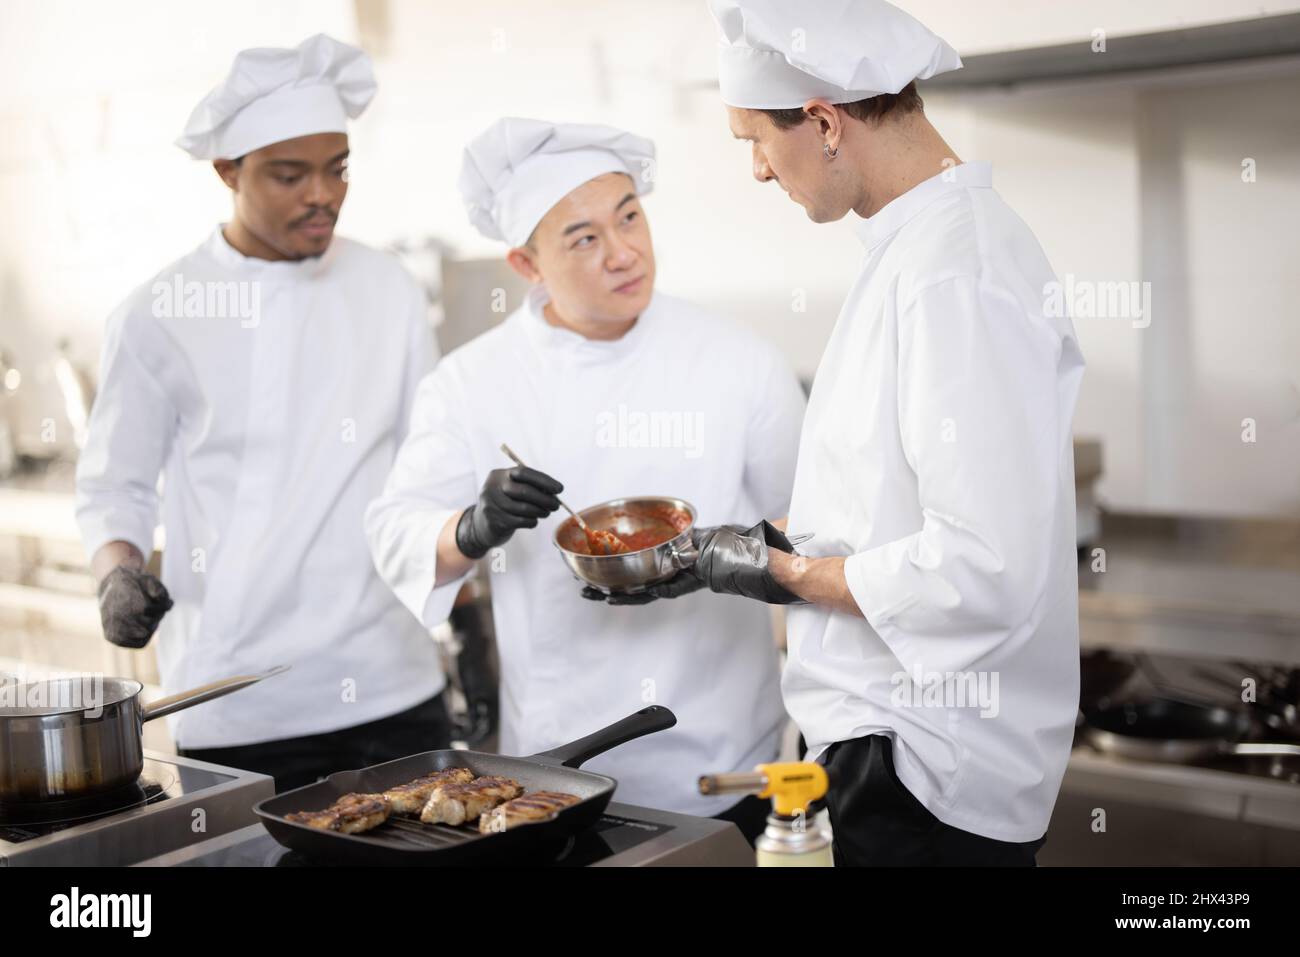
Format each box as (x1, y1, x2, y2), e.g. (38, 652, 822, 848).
(499, 444, 630, 555)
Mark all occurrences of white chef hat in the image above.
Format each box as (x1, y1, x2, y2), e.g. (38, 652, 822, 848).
(176, 34, 376, 160)
(458, 118, 657, 248)
(708, 0, 961, 109)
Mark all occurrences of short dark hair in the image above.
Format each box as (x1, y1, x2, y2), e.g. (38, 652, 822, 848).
(760, 81, 924, 130)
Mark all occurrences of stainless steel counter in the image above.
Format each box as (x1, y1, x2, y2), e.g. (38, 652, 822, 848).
(1, 751, 274, 867)
(1047, 746, 1300, 866)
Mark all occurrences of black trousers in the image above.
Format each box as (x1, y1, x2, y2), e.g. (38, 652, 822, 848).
(180, 692, 454, 793)
(821, 735, 1046, 866)
(713, 794, 771, 847)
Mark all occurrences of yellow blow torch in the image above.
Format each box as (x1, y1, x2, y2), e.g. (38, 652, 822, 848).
(699, 761, 833, 867)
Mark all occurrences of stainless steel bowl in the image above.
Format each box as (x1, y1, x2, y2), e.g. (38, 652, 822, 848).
(554, 496, 697, 594)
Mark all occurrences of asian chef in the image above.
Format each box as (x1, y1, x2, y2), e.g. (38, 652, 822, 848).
(364, 118, 806, 840)
(603, 0, 1085, 865)
(75, 35, 452, 791)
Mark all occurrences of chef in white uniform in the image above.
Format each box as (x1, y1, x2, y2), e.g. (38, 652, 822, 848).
(75, 35, 451, 791)
(365, 118, 805, 834)
(629, 1, 1084, 864)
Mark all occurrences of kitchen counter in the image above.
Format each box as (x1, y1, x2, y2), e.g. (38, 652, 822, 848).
(1048, 745, 1300, 866)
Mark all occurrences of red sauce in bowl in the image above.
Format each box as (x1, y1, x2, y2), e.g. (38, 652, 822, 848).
(561, 503, 692, 555)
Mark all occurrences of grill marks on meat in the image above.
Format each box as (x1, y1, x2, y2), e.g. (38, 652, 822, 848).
(479, 791, 582, 833)
(285, 768, 582, 838)
(383, 767, 474, 815)
(419, 775, 523, 826)
(285, 792, 391, 833)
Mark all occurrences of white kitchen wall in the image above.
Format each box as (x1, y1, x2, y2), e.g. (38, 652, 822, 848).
(1, 0, 1296, 514)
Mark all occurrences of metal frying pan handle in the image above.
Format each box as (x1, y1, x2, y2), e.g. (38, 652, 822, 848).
(142, 665, 291, 722)
(530, 705, 677, 769)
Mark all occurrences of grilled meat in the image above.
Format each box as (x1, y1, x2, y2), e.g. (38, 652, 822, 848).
(479, 791, 581, 834)
(285, 792, 391, 834)
(383, 767, 474, 815)
(419, 775, 523, 826)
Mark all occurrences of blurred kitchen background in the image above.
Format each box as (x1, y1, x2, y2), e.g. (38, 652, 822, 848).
(1, 0, 1298, 864)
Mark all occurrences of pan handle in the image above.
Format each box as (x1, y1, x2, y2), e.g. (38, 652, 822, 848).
(530, 705, 677, 769)
(142, 665, 291, 723)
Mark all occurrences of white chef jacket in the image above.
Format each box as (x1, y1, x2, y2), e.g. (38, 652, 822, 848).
(783, 161, 1084, 843)
(366, 287, 805, 815)
(76, 226, 445, 749)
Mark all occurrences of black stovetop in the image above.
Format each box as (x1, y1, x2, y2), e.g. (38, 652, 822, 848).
(174, 812, 674, 867)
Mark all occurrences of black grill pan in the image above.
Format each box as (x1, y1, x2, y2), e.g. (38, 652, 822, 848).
(255, 705, 675, 865)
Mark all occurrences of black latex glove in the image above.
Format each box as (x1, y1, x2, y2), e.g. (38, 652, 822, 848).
(455, 466, 564, 559)
(97, 564, 173, 649)
(581, 572, 707, 605)
(582, 520, 804, 606)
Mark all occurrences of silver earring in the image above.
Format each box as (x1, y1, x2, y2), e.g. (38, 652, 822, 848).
(824, 143, 839, 160)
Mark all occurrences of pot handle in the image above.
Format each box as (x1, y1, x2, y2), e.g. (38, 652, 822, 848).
(786, 531, 815, 551)
(530, 705, 677, 769)
(667, 538, 698, 571)
(142, 665, 291, 723)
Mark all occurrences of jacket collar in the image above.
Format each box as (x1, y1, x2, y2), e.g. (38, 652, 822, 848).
(853, 161, 992, 252)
